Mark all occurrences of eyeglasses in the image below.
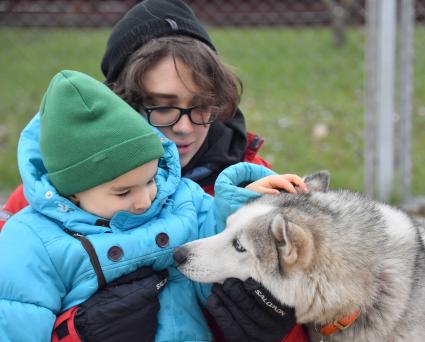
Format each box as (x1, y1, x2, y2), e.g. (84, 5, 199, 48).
(141, 104, 219, 128)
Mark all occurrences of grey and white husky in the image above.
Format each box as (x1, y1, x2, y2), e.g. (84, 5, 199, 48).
(174, 171, 425, 341)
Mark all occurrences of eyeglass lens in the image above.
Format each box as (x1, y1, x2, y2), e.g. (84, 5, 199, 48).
(148, 106, 217, 127)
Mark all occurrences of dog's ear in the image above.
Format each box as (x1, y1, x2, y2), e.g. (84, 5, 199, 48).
(303, 170, 330, 192)
(271, 214, 314, 269)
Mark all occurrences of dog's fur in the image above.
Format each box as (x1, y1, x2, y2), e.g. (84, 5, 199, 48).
(174, 171, 425, 341)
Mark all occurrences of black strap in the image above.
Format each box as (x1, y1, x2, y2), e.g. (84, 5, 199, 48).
(55, 320, 69, 339)
(64, 229, 107, 289)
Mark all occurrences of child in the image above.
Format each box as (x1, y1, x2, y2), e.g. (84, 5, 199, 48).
(0, 70, 306, 341)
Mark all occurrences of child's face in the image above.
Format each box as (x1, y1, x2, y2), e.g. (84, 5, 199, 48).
(71, 159, 158, 219)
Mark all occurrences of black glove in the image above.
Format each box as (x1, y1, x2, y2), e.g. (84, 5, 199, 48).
(74, 266, 168, 342)
(207, 278, 297, 342)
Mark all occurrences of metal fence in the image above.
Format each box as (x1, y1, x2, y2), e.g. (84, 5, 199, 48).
(1, 0, 366, 27)
(0, 0, 424, 208)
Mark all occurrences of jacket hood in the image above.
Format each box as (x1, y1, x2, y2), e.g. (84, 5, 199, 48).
(18, 113, 181, 234)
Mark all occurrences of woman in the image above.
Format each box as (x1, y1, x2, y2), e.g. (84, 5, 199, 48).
(1, 0, 308, 341)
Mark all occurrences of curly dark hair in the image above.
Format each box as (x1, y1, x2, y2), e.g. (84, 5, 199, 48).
(108, 35, 242, 121)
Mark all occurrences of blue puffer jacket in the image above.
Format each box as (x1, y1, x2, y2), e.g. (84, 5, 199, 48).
(0, 114, 275, 342)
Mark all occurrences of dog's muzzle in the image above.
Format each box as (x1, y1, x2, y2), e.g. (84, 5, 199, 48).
(173, 246, 189, 267)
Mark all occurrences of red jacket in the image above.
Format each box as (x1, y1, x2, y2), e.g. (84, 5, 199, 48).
(1, 133, 308, 342)
(0, 184, 27, 231)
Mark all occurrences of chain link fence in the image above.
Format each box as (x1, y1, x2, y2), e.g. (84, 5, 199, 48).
(0, 0, 424, 207)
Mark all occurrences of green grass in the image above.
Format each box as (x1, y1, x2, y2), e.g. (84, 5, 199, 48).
(0, 28, 109, 189)
(213, 27, 366, 189)
(0, 27, 424, 198)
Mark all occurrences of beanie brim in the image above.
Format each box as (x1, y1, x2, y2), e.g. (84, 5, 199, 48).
(101, 0, 216, 83)
(102, 18, 216, 82)
(49, 132, 164, 196)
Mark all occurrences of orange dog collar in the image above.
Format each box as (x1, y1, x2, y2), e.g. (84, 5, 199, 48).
(320, 309, 361, 336)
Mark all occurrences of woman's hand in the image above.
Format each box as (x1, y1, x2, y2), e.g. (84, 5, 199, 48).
(245, 174, 308, 195)
(207, 278, 298, 342)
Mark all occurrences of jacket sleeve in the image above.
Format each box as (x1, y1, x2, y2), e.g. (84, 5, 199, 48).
(189, 162, 276, 240)
(211, 162, 276, 232)
(0, 219, 64, 340)
(192, 162, 276, 304)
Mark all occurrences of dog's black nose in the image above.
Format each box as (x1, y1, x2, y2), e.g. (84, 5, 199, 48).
(173, 247, 188, 266)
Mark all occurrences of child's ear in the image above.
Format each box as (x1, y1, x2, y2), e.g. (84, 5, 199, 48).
(303, 170, 330, 192)
(68, 195, 80, 205)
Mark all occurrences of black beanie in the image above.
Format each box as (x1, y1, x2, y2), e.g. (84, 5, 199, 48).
(101, 0, 216, 82)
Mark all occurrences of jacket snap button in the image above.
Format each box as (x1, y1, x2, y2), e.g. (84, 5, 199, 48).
(155, 233, 169, 248)
(45, 191, 53, 199)
(107, 246, 123, 261)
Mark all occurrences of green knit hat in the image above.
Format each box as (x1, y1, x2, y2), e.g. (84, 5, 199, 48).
(40, 70, 164, 196)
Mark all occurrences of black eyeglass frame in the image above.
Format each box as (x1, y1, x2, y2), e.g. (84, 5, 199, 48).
(141, 104, 219, 128)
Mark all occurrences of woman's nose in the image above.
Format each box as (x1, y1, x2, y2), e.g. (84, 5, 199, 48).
(171, 113, 194, 133)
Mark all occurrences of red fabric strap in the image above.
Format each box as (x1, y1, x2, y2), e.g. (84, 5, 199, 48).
(245, 132, 271, 169)
(51, 306, 81, 342)
(282, 324, 309, 342)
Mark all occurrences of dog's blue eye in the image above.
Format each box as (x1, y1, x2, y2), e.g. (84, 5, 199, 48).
(232, 239, 246, 252)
